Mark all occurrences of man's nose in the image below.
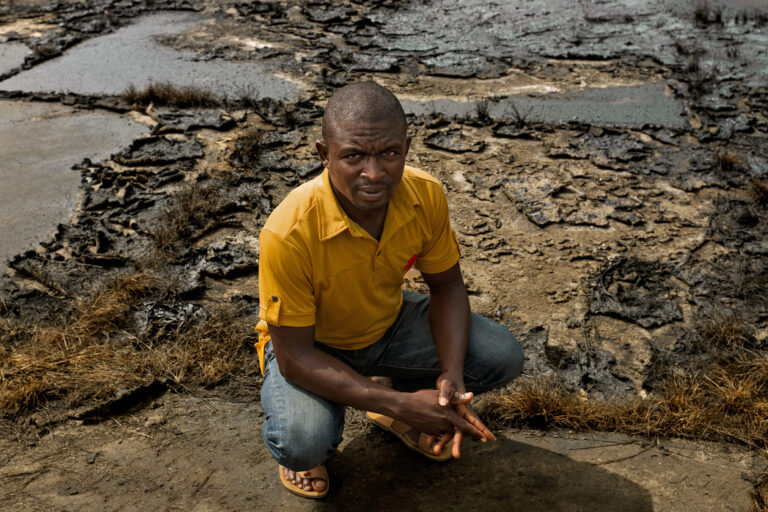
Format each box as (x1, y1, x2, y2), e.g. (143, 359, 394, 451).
(362, 156, 386, 182)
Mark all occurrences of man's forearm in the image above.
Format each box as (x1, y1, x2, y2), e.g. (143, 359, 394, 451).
(428, 281, 471, 378)
(276, 343, 488, 439)
(277, 344, 404, 416)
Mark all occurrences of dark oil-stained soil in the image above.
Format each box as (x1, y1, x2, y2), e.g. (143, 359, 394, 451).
(1, 0, 767, 509)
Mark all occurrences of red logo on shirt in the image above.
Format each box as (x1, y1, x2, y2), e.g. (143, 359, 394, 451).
(405, 253, 418, 271)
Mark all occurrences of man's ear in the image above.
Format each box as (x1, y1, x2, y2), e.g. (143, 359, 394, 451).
(315, 140, 329, 168)
(404, 136, 412, 157)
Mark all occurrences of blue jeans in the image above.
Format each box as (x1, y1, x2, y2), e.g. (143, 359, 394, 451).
(260, 290, 524, 471)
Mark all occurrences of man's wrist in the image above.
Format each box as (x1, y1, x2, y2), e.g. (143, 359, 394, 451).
(367, 383, 407, 418)
(385, 392, 416, 421)
(438, 368, 465, 386)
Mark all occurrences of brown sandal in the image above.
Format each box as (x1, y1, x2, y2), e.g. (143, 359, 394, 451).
(278, 463, 329, 499)
(366, 411, 453, 462)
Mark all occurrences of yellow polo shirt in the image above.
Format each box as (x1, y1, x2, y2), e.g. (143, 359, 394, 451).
(254, 165, 460, 373)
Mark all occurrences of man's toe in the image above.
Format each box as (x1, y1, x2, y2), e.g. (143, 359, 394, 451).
(299, 472, 326, 492)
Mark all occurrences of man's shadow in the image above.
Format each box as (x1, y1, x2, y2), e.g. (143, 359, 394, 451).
(317, 432, 653, 512)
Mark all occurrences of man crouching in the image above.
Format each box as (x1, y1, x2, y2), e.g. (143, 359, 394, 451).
(254, 81, 524, 498)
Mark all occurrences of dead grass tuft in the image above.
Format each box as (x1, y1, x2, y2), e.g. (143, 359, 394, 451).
(0, 272, 161, 415)
(715, 150, 745, 172)
(687, 66, 713, 99)
(754, 471, 768, 512)
(490, 343, 768, 450)
(137, 305, 256, 387)
(474, 99, 491, 124)
(694, 0, 723, 25)
(149, 180, 226, 258)
(697, 312, 757, 350)
(75, 271, 162, 337)
(123, 82, 222, 109)
(0, 279, 255, 416)
(508, 101, 532, 128)
(751, 178, 768, 205)
(33, 43, 60, 59)
(230, 128, 263, 168)
(231, 84, 261, 114)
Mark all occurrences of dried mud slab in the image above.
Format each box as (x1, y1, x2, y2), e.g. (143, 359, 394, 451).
(114, 136, 204, 166)
(154, 108, 236, 134)
(589, 258, 683, 329)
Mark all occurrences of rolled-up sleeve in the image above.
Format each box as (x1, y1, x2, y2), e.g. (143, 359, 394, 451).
(258, 228, 316, 327)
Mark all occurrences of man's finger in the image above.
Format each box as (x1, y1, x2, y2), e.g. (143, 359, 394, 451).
(451, 429, 464, 458)
(456, 403, 496, 441)
(447, 410, 488, 440)
(433, 432, 452, 454)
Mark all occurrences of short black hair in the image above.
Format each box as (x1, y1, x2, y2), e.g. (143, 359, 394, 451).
(322, 82, 407, 142)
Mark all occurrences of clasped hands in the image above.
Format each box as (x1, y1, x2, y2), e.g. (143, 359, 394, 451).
(424, 374, 496, 458)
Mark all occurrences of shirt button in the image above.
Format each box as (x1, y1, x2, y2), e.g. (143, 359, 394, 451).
(271, 295, 278, 302)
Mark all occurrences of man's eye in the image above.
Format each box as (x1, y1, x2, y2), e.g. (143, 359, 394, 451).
(382, 150, 396, 157)
(345, 153, 361, 160)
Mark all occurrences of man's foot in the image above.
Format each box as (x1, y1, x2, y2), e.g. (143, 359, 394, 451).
(366, 412, 453, 462)
(278, 464, 329, 498)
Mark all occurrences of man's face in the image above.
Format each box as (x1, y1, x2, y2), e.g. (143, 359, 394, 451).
(316, 117, 411, 217)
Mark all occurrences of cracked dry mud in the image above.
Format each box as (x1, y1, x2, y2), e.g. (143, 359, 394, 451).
(1, 0, 767, 510)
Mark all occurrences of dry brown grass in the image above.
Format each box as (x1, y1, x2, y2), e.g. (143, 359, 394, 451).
(698, 312, 757, 350)
(132, 305, 256, 387)
(0, 180, 256, 418)
(0, 272, 160, 414)
(715, 150, 745, 172)
(490, 354, 768, 447)
(491, 307, 768, 510)
(754, 471, 768, 512)
(123, 82, 221, 109)
(0, 272, 255, 416)
(74, 271, 162, 337)
(149, 180, 225, 258)
(751, 178, 768, 205)
(230, 128, 262, 168)
(490, 338, 768, 509)
(693, 0, 723, 25)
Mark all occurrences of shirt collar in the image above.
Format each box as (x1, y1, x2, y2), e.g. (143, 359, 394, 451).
(316, 167, 421, 243)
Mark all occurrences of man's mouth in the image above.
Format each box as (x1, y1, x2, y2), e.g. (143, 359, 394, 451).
(357, 186, 388, 200)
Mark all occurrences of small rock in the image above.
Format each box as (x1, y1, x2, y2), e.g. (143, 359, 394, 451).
(144, 412, 166, 428)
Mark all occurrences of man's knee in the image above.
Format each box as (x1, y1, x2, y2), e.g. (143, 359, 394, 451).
(263, 412, 342, 471)
(466, 317, 524, 390)
(499, 331, 524, 384)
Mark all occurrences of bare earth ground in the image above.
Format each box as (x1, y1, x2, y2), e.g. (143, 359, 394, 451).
(1, 0, 768, 510)
(0, 388, 757, 512)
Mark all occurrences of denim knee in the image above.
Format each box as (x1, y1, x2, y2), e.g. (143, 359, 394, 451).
(465, 317, 524, 392)
(262, 410, 343, 471)
(498, 330, 524, 384)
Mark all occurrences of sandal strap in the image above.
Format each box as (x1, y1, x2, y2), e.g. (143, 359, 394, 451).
(299, 465, 327, 481)
(418, 432, 433, 453)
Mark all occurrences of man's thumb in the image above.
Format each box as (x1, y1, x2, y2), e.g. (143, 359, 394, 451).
(452, 391, 473, 404)
(438, 383, 452, 406)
